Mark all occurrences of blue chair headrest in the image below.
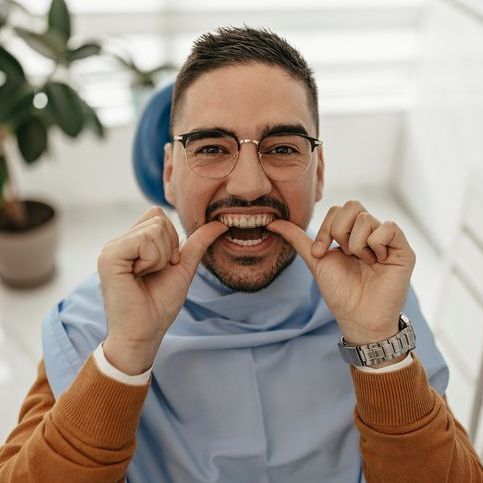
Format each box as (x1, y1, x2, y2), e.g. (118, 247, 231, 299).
(132, 83, 174, 207)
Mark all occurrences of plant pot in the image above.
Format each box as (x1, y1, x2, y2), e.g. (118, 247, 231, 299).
(0, 200, 59, 288)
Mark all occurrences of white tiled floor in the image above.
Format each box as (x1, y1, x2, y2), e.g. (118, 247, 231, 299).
(0, 188, 444, 442)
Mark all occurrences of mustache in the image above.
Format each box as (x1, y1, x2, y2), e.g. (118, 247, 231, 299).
(206, 196, 289, 221)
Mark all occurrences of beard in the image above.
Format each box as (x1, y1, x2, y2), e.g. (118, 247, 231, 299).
(201, 237, 297, 292)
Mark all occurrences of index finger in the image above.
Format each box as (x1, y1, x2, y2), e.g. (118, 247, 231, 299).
(130, 206, 166, 228)
(266, 220, 316, 272)
(312, 206, 340, 257)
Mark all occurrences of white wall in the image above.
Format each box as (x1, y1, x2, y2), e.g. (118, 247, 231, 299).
(397, 0, 483, 452)
(9, 125, 146, 208)
(395, 0, 483, 253)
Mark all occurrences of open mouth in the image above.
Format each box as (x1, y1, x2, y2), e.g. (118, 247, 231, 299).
(217, 213, 277, 247)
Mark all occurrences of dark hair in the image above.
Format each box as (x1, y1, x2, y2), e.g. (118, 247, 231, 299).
(170, 26, 319, 135)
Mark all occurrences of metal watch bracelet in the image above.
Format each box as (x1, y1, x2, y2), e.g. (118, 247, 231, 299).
(337, 313, 416, 367)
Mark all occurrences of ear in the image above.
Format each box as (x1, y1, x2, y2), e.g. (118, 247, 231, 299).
(163, 142, 175, 206)
(315, 145, 324, 202)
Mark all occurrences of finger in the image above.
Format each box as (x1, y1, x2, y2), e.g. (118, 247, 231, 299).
(311, 205, 340, 257)
(266, 220, 316, 272)
(347, 212, 380, 264)
(133, 238, 163, 277)
(130, 206, 165, 229)
(179, 221, 229, 277)
(100, 224, 168, 277)
(330, 200, 367, 256)
(130, 214, 180, 264)
(132, 224, 173, 276)
(367, 221, 415, 266)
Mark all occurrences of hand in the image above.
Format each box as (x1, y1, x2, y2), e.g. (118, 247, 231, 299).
(267, 201, 416, 346)
(98, 206, 228, 374)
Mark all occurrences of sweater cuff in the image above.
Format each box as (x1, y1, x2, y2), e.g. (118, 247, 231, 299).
(355, 351, 414, 373)
(350, 353, 435, 428)
(94, 342, 153, 385)
(53, 353, 150, 445)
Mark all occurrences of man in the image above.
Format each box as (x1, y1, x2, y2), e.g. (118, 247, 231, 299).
(0, 27, 481, 482)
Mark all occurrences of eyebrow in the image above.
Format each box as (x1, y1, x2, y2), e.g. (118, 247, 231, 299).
(187, 123, 310, 139)
(259, 123, 309, 138)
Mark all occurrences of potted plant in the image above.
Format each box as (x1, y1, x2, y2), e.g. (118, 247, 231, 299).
(0, 0, 104, 288)
(109, 48, 175, 115)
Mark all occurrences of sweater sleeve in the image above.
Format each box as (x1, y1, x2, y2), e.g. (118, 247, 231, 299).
(0, 354, 150, 483)
(351, 354, 483, 482)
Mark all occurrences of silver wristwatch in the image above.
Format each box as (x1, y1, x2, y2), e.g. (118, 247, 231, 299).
(337, 313, 416, 367)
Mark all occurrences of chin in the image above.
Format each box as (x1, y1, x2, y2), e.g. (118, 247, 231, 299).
(201, 241, 297, 293)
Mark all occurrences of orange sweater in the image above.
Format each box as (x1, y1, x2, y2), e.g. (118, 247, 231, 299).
(0, 354, 481, 482)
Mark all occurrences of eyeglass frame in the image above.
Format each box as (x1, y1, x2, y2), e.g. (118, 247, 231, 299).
(172, 128, 322, 181)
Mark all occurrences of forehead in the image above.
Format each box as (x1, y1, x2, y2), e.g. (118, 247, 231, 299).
(174, 63, 315, 137)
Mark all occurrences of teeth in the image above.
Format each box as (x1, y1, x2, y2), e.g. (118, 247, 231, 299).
(218, 214, 276, 228)
(225, 232, 270, 246)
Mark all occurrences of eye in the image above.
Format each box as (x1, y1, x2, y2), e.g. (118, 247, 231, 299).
(196, 145, 227, 155)
(187, 135, 235, 156)
(267, 145, 298, 155)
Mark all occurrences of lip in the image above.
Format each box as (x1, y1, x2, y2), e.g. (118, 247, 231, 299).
(218, 229, 280, 254)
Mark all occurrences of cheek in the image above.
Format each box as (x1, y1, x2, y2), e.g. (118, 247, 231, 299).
(280, 179, 317, 224)
(172, 172, 222, 229)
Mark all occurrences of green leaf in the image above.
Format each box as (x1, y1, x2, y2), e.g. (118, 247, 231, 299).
(48, 0, 71, 43)
(15, 116, 48, 164)
(15, 27, 65, 60)
(133, 74, 155, 88)
(0, 153, 8, 197)
(147, 63, 175, 76)
(0, 82, 33, 127)
(67, 42, 101, 63)
(0, 45, 26, 81)
(44, 81, 83, 137)
(4, 92, 35, 129)
(111, 53, 137, 72)
(80, 99, 104, 138)
(35, 97, 56, 128)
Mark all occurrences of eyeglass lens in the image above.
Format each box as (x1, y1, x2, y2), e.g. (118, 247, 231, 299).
(185, 133, 312, 181)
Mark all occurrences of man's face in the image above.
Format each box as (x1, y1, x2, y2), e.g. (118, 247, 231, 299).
(164, 63, 323, 291)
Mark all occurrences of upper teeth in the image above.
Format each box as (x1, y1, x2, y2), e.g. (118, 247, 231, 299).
(218, 214, 276, 228)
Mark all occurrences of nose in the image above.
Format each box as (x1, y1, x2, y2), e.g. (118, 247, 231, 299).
(224, 141, 272, 201)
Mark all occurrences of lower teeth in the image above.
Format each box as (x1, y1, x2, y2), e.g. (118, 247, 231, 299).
(225, 232, 269, 246)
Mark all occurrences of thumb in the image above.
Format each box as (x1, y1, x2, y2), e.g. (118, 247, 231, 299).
(179, 221, 228, 276)
(267, 220, 317, 272)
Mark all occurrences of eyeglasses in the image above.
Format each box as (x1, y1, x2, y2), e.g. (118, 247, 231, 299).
(173, 129, 322, 182)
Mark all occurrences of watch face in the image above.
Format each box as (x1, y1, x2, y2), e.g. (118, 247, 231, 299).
(399, 313, 410, 329)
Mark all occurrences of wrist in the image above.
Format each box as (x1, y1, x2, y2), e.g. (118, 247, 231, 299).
(103, 335, 162, 376)
(341, 325, 399, 347)
(338, 313, 416, 367)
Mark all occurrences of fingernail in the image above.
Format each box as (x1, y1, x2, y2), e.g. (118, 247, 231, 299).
(312, 241, 325, 256)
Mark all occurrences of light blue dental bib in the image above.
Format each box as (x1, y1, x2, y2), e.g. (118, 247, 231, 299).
(42, 255, 448, 483)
